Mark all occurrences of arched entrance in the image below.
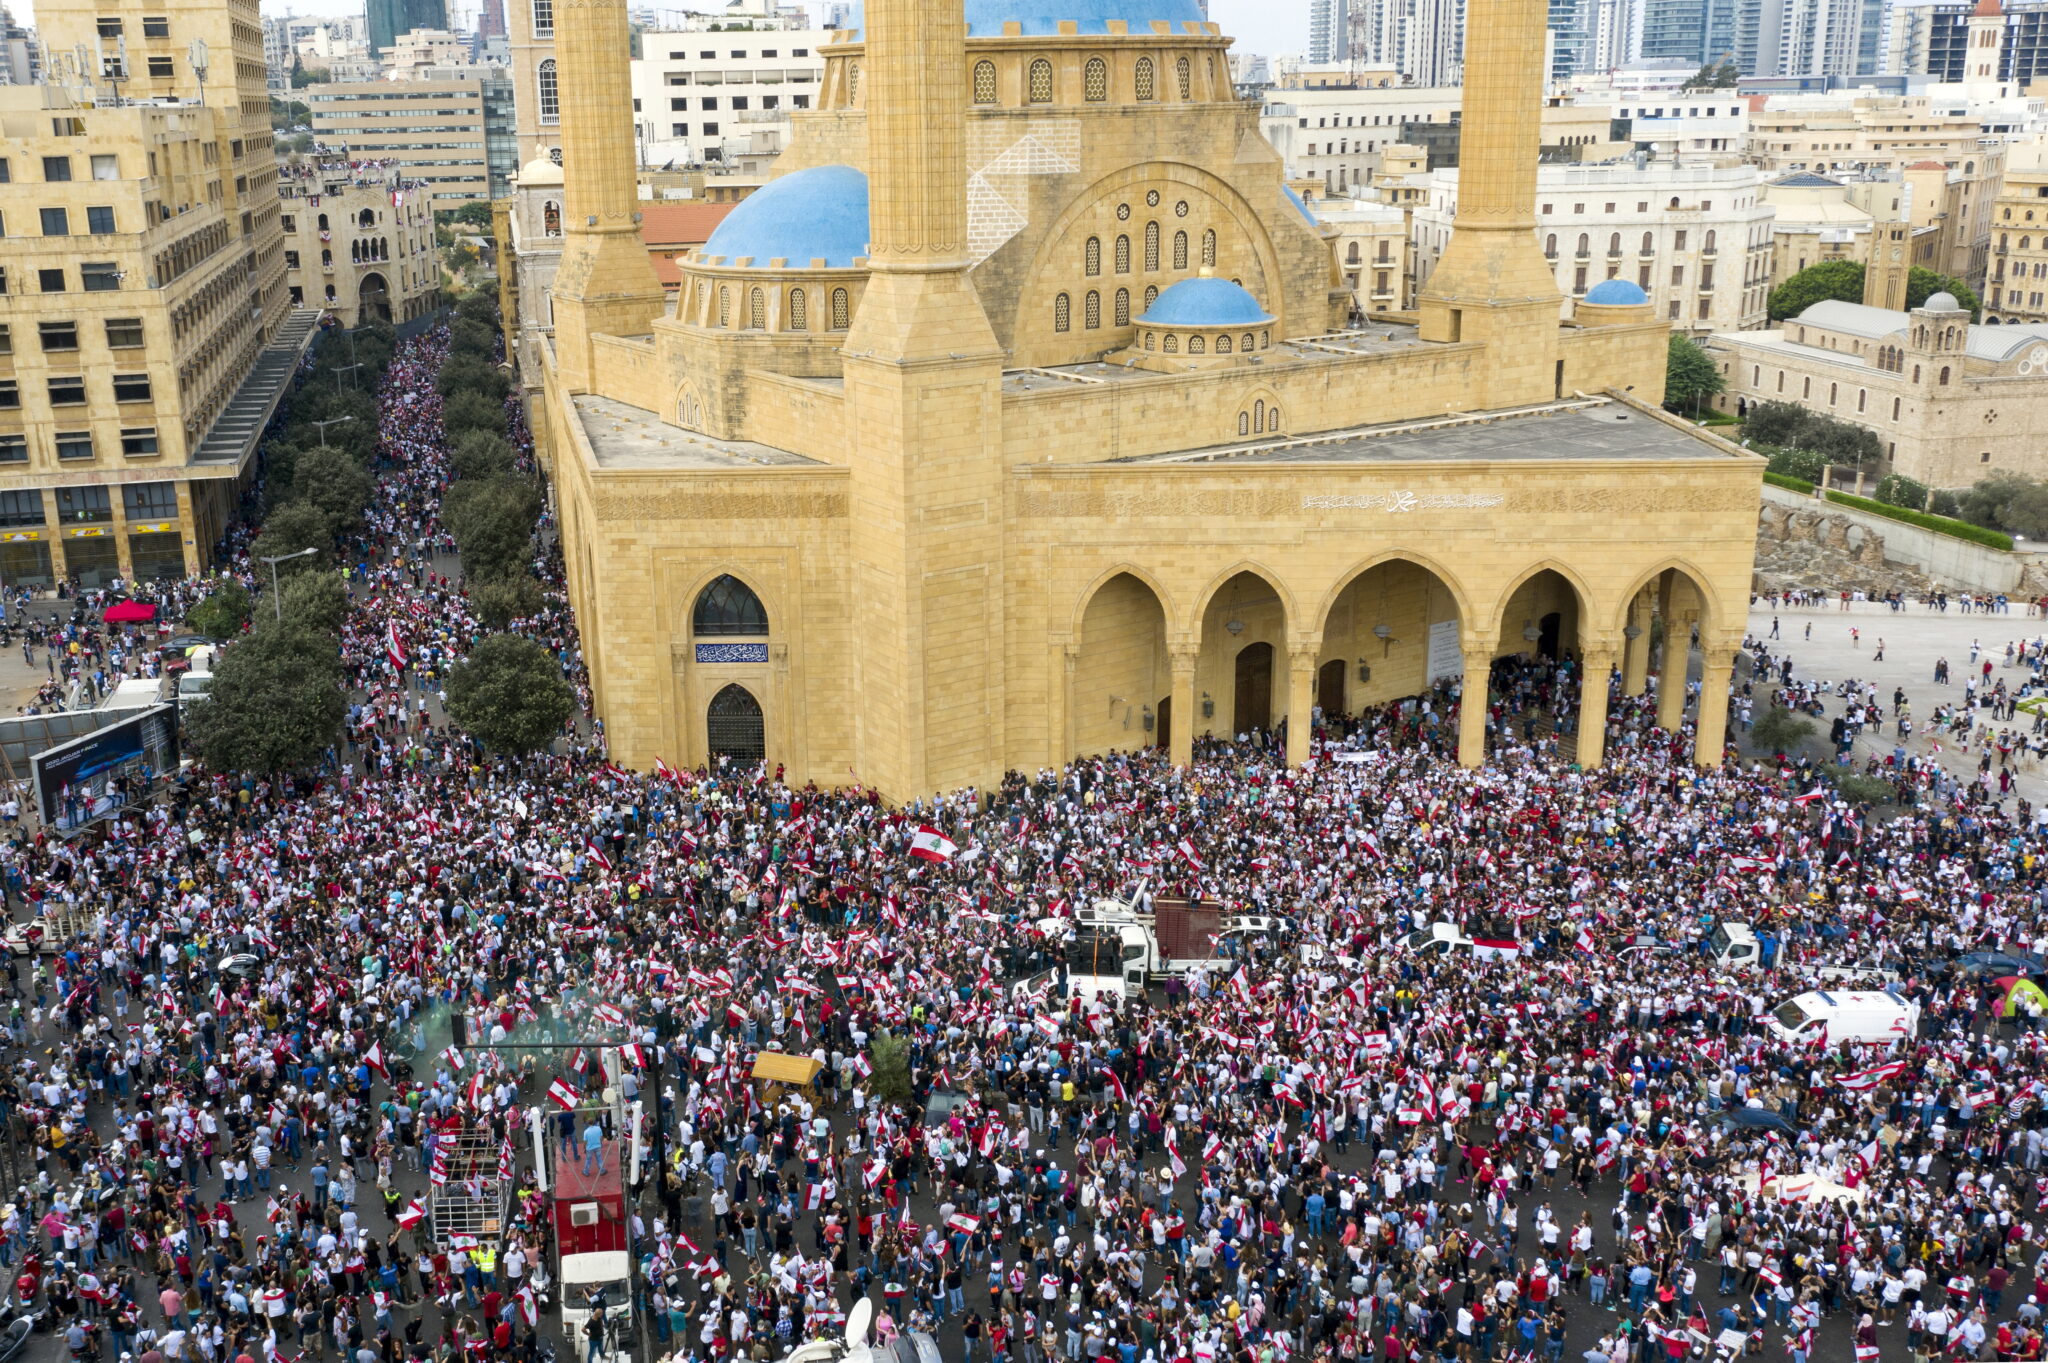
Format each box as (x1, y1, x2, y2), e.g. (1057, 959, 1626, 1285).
(359, 271, 392, 323)
(1196, 569, 1289, 745)
(1314, 556, 1465, 753)
(1071, 571, 1168, 756)
(706, 683, 765, 761)
(1233, 641, 1274, 736)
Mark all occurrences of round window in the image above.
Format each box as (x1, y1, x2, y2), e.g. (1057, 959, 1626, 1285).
(1146, 189, 1160, 207)
(1175, 200, 1189, 217)
(1116, 203, 1131, 221)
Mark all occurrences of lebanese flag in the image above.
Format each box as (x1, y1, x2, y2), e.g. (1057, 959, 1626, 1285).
(1396, 1108, 1424, 1125)
(1166, 1138, 1187, 1179)
(1844, 1138, 1881, 1188)
(546, 1078, 580, 1111)
(1727, 856, 1770, 873)
(852, 1052, 873, 1078)
(910, 826, 957, 862)
(385, 620, 408, 668)
(1837, 1060, 1907, 1092)
(1033, 1013, 1061, 1038)
(441, 1046, 465, 1071)
(585, 841, 613, 871)
(365, 1042, 389, 1080)
(593, 1002, 627, 1028)
(1175, 837, 1205, 871)
(1471, 939, 1519, 959)
(1575, 926, 1596, 955)
(1358, 1031, 1392, 1058)
(1103, 1070, 1128, 1104)
(622, 1043, 649, 1070)
(1793, 787, 1827, 806)
(395, 1200, 426, 1230)
(946, 1213, 981, 1234)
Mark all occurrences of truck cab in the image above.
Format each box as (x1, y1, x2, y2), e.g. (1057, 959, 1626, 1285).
(1707, 922, 1764, 971)
(559, 1250, 632, 1363)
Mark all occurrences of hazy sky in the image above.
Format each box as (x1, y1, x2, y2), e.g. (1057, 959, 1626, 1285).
(51, 0, 1304, 61)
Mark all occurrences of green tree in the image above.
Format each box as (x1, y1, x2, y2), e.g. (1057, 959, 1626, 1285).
(1768, 260, 1980, 320)
(1764, 447, 1827, 483)
(443, 476, 541, 580)
(1805, 415, 1884, 468)
(1741, 400, 1812, 447)
(450, 317, 499, 361)
(1750, 706, 1816, 755)
(186, 580, 253, 640)
(451, 430, 517, 481)
(1905, 267, 1979, 315)
(443, 390, 507, 441)
(444, 634, 575, 754)
(1960, 476, 2048, 537)
(455, 291, 500, 329)
(1835, 773, 1899, 806)
(1873, 473, 1928, 509)
(437, 356, 510, 404)
(279, 570, 351, 636)
(450, 201, 495, 230)
(867, 1031, 913, 1105)
(185, 624, 347, 773)
(471, 574, 542, 630)
(249, 501, 334, 573)
(1664, 333, 1724, 412)
(288, 443, 376, 535)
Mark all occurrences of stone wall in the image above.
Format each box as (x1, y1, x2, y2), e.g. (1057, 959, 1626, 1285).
(1754, 482, 2048, 598)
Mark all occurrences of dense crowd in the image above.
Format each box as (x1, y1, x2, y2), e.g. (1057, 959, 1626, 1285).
(3, 325, 2048, 1363)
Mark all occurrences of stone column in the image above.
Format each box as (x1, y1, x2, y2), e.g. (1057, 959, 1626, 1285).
(1576, 648, 1615, 769)
(1620, 593, 1651, 695)
(1286, 644, 1318, 767)
(1694, 647, 1737, 768)
(1169, 644, 1198, 768)
(1458, 637, 1495, 768)
(1654, 577, 1686, 732)
(1057, 643, 1079, 767)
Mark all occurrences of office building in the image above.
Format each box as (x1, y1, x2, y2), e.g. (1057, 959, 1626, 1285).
(366, 0, 448, 59)
(0, 0, 303, 587)
(629, 29, 828, 169)
(1637, 0, 1737, 69)
(1308, 0, 1347, 64)
(306, 70, 517, 206)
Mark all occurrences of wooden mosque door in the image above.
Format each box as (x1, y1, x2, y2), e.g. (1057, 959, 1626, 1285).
(1234, 641, 1273, 736)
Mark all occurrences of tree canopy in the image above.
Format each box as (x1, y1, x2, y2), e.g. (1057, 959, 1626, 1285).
(186, 580, 252, 640)
(445, 634, 575, 754)
(184, 624, 347, 773)
(1767, 260, 1980, 321)
(1663, 333, 1724, 411)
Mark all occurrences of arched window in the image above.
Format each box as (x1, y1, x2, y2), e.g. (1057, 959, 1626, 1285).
(1253, 399, 1265, 432)
(706, 684, 765, 763)
(1054, 292, 1070, 331)
(1173, 229, 1188, 270)
(972, 60, 997, 103)
(1940, 365, 1951, 383)
(831, 288, 850, 329)
(1143, 331, 1154, 350)
(1162, 332, 1178, 352)
(1114, 288, 1130, 326)
(1704, 229, 1717, 252)
(848, 63, 861, 100)
(1084, 290, 1101, 328)
(1144, 221, 1160, 271)
(1269, 406, 1281, 432)
(359, 208, 376, 229)
(1146, 285, 1159, 308)
(542, 201, 561, 235)
(1576, 232, 1589, 255)
(318, 213, 329, 230)
(1544, 233, 1556, 258)
(1188, 334, 1205, 354)
(1176, 55, 1191, 98)
(1085, 57, 1107, 101)
(1216, 333, 1231, 354)
(1115, 235, 1131, 273)
(789, 288, 807, 330)
(1259, 328, 1268, 346)
(693, 574, 769, 636)
(1641, 230, 1653, 253)
(1607, 232, 1620, 253)
(532, 0, 552, 34)
(718, 287, 730, 326)
(749, 287, 766, 329)
(1135, 57, 1155, 100)
(1084, 236, 1101, 276)
(538, 59, 559, 124)
(1201, 229, 1216, 266)
(1239, 411, 1250, 436)
(1028, 58, 1053, 102)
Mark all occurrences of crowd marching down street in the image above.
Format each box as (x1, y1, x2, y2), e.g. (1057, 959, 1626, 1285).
(9, 321, 2048, 1363)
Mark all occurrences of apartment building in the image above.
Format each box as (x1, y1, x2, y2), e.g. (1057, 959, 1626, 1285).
(1310, 197, 1412, 315)
(0, 0, 303, 588)
(629, 29, 828, 169)
(1411, 161, 1776, 330)
(278, 156, 439, 324)
(1259, 86, 1461, 196)
(1987, 138, 2048, 320)
(305, 71, 517, 207)
(1762, 170, 1943, 280)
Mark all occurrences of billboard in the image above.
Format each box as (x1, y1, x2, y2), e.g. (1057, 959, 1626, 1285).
(32, 703, 178, 835)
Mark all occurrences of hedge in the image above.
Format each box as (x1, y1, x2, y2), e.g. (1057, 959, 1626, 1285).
(1822, 489, 2015, 550)
(1763, 471, 1813, 493)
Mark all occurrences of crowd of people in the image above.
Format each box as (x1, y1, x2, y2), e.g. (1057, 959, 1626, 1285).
(2, 322, 2048, 1363)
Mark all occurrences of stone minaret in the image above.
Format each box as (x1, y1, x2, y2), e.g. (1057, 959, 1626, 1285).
(839, 0, 1006, 799)
(1415, 0, 1564, 409)
(550, 0, 665, 393)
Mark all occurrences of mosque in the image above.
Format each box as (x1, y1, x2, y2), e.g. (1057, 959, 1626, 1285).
(524, 0, 1764, 800)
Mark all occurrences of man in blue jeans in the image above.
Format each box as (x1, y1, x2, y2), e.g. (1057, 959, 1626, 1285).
(581, 1120, 605, 1176)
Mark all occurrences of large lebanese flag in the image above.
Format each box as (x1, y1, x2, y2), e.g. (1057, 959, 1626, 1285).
(910, 825, 957, 862)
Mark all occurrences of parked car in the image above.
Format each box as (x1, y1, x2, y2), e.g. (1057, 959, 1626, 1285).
(159, 635, 214, 674)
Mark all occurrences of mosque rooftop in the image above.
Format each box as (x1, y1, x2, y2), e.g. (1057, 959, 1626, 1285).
(574, 394, 825, 469)
(1002, 324, 1427, 392)
(1104, 397, 1743, 465)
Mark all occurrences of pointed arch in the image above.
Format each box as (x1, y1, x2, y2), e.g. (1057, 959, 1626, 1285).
(1490, 558, 1599, 657)
(1185, 560, 1298, 640)
(1311, 549, 1478, 638)
(1066, 561, 1180, 639)
(1611, 556, 1723, 639)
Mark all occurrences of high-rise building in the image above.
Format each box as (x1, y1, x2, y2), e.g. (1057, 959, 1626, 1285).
(1308, 0, 1348, 64)
(0, 0, 303, 587)
(1340, 0, 1465, 82)
(366, 0, 449, 58)
(479, 0, 507, 39)
(1637, 0, 1737, 69)
(306, 69, 518, 205)
(1891, 0, 2048, 87)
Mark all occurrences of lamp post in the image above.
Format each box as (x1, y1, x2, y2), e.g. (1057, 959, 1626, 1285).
(330, 362, 363, 393)
(259, 546, 319, 621)
(310, 415, 355, 448)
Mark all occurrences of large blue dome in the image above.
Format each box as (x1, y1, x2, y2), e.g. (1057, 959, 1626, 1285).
(838, 0, 1206, 36)
(1582, 277, 1648, 306)
(1137, 276, 1272, 326)
(699, 165, 870, 269)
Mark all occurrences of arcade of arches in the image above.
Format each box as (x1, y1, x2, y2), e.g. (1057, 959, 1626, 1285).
(1066, 560, 1724, 770)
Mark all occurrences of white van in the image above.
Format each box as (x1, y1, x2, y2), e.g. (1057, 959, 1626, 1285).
(1767, 988, 1919, 1046)
(176, 649, 217, 707)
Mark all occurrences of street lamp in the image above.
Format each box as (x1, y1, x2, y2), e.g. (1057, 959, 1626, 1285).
(310, 414, 355, 447)
(259, 546, 319, 621)
(329, 362, 363, 393)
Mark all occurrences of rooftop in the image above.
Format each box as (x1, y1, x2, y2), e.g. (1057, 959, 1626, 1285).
(1103, 398, 1738, 466)
(575, 394, 824, 468)
(1001, 324, 1429, 392)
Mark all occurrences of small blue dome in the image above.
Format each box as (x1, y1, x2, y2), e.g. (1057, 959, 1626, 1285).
(838, 0, 1205, 36)
(1583, 278, 1648, 306)
(1137, 277, 1272, 326)
(699, 165, 870, 269)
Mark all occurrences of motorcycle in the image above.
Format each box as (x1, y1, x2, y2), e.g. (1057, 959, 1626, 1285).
(0, 1308, 41, 1363)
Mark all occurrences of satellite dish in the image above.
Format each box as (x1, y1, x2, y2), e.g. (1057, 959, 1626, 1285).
(844, 1299, 873, 1348)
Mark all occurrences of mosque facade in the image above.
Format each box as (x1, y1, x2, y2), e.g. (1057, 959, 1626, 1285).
(523, 0, 1764, 801)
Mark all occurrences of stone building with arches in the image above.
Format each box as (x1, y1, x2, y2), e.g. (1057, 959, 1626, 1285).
(278, 158, 439, 327)
(527, 0, 1763, 799)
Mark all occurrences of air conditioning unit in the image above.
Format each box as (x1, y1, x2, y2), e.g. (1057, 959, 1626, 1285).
(569, 1202, 600, 1227)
